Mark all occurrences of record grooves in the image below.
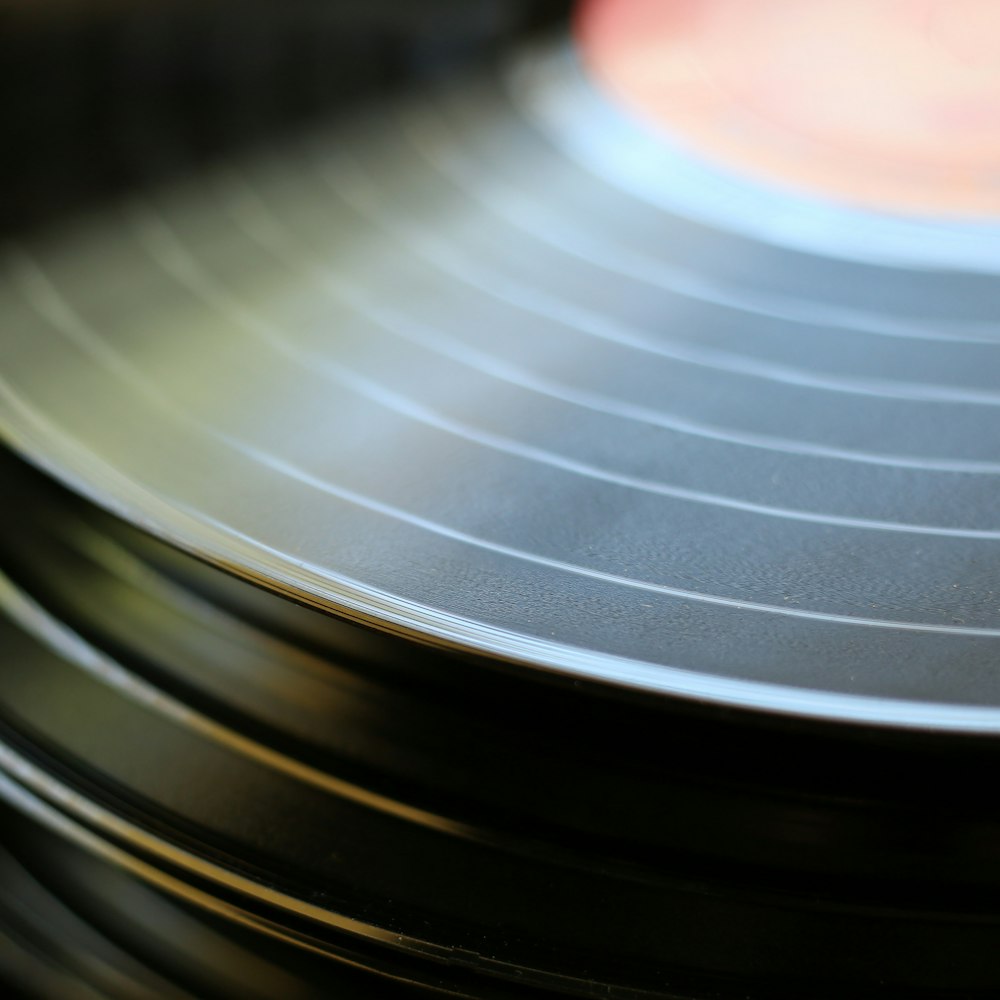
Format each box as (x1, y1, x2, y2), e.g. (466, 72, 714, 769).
(3, 3, 1000, 997)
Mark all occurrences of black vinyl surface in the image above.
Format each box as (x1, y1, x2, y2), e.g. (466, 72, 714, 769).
(3, 455, 1000, 998)
(3, 43, 1000, 726)
(3, 7, 1000, 997)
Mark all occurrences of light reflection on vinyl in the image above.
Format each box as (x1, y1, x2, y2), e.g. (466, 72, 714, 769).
(3, 30, 1000, 724)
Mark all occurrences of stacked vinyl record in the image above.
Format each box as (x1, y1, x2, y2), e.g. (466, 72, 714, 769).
(4, 1, 1000, 997)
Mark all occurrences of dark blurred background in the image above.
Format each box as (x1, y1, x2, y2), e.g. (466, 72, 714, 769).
(0, 0, 572, 236)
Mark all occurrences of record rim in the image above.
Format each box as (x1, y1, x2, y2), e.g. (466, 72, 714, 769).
(6, 420, 1000, 737)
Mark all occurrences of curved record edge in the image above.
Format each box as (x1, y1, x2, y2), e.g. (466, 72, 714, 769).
(5, 397, 1000, 736)
(0, 737, 660, 998)
(0, 760, 452, 989)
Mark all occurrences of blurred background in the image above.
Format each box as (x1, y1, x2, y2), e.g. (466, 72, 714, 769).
(0, 0, 571, 237)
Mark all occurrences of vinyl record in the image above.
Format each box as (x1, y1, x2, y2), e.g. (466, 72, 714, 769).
(6, 451, 1000, 1000)
(4, 9, 1000, 726)
(4, 2, 1000, 997)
